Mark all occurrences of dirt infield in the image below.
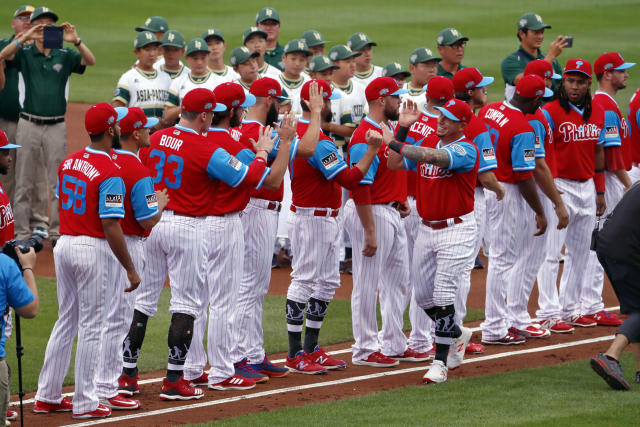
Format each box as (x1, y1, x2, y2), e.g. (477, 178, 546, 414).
(17, 103, 622, 426)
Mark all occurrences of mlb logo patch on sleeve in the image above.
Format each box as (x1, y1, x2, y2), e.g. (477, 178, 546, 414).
(146, 193, 158, 208)
(228, 156, 242, 171)
(482, 147, 495, 160)
(105, 194, 123, 208)
(605, 126, 619, 138)
(451, 144, 466, 156)
(524, 149, 535, 161)
(321, 152, 339, 170)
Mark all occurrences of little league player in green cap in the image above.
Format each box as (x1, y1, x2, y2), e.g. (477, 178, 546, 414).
(135, 16, 169, 41)
(300, 30, 329, 57)
(256, 7, 284, 71)
(229, 46, 260, 93)
(436, 28, 468, 78)
(403, 47, 441, 112)
(243, 26, 280, 78)
(202, 28, 239, 83)
(155, 30, 188, 80)
(277, 39, 313, 116)
(308, 55, 339, 82)
(347, 32, 383, 89)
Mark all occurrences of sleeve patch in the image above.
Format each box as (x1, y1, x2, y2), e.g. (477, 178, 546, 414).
(524, 149, 535, 162)
(605, 126, 619, 138)
(228, 156, 242, 171)
(105, 194, 123, 208)
(451, 144, 466, 155)
(146, 193, 158, 209)
(534, 135, 541, 149)
(321, 152, 340, 170)
(482, 147, 496, 160)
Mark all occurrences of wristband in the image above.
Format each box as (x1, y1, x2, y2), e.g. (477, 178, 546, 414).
(594, 171, 605, 193)
(22, 267, 33, 273)
(388, 140, 405, 154)
(74, 39, 82, 47)
(14, 39, 21, 48)
(394, 125, 409, 142)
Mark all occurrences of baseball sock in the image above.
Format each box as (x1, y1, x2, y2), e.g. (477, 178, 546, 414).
(122, 309, 149, 377)
(433, 305, 461, 365)
(303, 298, 330, 354)
(166, 312, 195, 382)
(286, 299, 306, 358)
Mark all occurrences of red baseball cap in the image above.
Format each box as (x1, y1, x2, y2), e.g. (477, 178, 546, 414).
(85, 103, 128, 135)
(249, 77, 289, 99)
(515, 74, 553, 98)
(524, 59, 561, 80)
(594, 52, 636, 75)
(0, 130, 20, 149)
(365, 77, 408, 102)
(300, 79, 340, 101)
(213, 82, 257, 109)
(563, 58, 592, 79)
(434, 98, 473, 123)
(181, 88, 226, 113)
(119, 107, 159, 134)
(425, 76, 454, 101)
(451, 67, 494, 93)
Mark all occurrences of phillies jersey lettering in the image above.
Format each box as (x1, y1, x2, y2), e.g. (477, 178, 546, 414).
(290, 119, 347, 209)
(57, 147, 125, 237)
(542, 99, 605, 181)
(347, 115, 407, 204)
(406, 111, 439, 197)
(479, 101, 536, 184)
(111, 149, 159, 237)
(628, 87, 640, 163)
(0, 184, 14, 246)
(403, 136, 479, 220)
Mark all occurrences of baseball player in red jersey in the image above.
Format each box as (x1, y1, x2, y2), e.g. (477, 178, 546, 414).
(0, 131, 18, 246)
(229, 77, 322, 377)
(93, 107, 168, 410)
(479, 75, 549, 345)
(345, 77, 414, 367)
(120, 89, 270, 399)
(284, 79, 382, 373)
(629, 86, 640, 183)
(34, 103, 140, 420)
(582, 52, 635, 327)
(536, 59, 607, 329)
(184, 82, 294, 387)
(386, 98, 478, 383)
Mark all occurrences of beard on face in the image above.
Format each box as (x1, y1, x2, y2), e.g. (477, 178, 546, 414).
(323, 108, 332, 123)
(266, 102, 279, 126)
(384, 99, 399, 122)
(230, 108, 243, 128)
(111, 132, 122, 150)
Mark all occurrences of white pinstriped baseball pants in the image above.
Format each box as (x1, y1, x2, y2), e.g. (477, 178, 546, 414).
(36, 235, 117, 415)
(184, 213, 244, 383)
(95, 235, 145, 399)
(344, 200, 410, 361)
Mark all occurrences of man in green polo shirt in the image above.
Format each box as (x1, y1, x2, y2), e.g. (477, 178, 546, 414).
(501, 12, 568, 100)
(0, 6, 95, 241)
(135, 16, 169, 41)
(256, 7, 284, 71)
(436, 28, 468, 78)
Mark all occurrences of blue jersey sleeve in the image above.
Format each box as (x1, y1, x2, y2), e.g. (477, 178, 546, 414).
(206, 148, 250, 187)
(349, 142, 379, 184)
(98, 176, 126, 219)
(473, 131, 497, 172)
(1, 255, 34, 310)
(442, 142, 477, 172)
(267, 128, 282, 162)
(602, 110, 622, 147)
(130, 177, 159, 221)
(511, 132, 536, 171)
(308, 139, 348, 180)
(542, 108, 554, 131)
(527, 119, 547, 158)
(236, 148, 256, 164)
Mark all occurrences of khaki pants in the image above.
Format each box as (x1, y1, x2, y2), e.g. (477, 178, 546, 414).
(13, 118, 64, 239)
(0, 359, 8, 425)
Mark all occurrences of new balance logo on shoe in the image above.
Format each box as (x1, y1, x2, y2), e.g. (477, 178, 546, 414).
(317, 356, 327, 365)
(297, 361, 308, 370)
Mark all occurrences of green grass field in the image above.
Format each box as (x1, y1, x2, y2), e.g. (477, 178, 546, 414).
(2, 0, 639, 105)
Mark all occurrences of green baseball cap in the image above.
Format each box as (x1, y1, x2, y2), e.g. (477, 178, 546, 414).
(135, 16, 169, 33)
(301, 30, 329, 48)
(347, 32, 376, 51)
(436, 28, 469, 46)
(185, 38, 210, 56)
(161, 30, 185, 48)
(30, 6, 58, 23)
(382, 62, 410, 79)
(518, 13, 552, 31)
(256, 7, 280, 24)
(243, 26, 267, 44)
(283, 39, 312, 56)
(328, 44, 362, 62)
(409, 47, 441, 64)
(309, 55, 339, 72)
(229, 46, 260, 66)
(134, 31, 161, 49)
(13, 5, 34, 18)
(202, 28, 225, 42)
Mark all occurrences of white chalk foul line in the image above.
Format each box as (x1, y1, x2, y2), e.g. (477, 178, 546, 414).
(62, 334, 615, 426)
(13, 305, 621, 408)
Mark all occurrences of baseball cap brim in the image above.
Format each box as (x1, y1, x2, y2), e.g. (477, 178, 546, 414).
(0, 143, 21, 149)
(444, 36, 469, 45)
(527, 23, 552, 30)
(434, 106, 461, 121)
(476, 76, 495, 88)
(241, 93, 257, 108)
(328, 92, 341, 100)
(551, 72, 561, 79)
(564, 70, 592, 79)
(214, 103, 227, 112)
(543, 87, 554, 97)
(614, 62, 636, 71)
(144, 117, 160, 128)
(114, 107, 129, 122)
(391, 88, 408, 96)
(307, 40, 330, 47)
(135, 26, 155, 32)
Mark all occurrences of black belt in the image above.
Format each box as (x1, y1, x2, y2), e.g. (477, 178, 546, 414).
(20, 113, 65, 125)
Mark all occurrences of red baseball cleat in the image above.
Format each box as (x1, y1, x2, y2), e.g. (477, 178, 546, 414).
(159, 376, 204, 401)
(309, 346, 347, 369)
(209, 374, 256, 390)
(352, 351, 399, 368)
(286, 350, 327, 374)
(101, 395, 141, 410)
(72, 404, 112, 419)
(33, 397, 73, 413)
(584, 311, 623, 326)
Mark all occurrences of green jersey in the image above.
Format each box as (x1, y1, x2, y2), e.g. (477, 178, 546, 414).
(0, 36, 21, 121)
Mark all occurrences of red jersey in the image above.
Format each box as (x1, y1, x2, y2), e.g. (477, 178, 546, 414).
(542, 99, 605, 181)
(406, 111, 439, 197)
(405, 136, 479, 221)
(111, 149, 158, 237)
(347, 116, 407, 204)
(290, 119, 346, 209)
(479, 101, 536, 184)
(629, 87, 640, 163)
(593, 91, 632, 171)
(58, 147, 125, 237)
(0, 183, 14, 246)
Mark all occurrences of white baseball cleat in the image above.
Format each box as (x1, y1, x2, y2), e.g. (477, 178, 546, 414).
(422, 360, 448, 384)
(447, 327, 472, 370)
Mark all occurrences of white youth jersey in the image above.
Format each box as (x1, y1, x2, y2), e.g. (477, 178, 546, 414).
(258, 62, 281, 78)
(154, 59, 190, 81)
(353, 65, 383, 90)
(165, 72, 225, 107)
(401, 82, 427, 113)
(277, 73, 311, 117)
(113, 67, 171, 118)
(330, 79, 368, 146)
(210, 65, 240, 83)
